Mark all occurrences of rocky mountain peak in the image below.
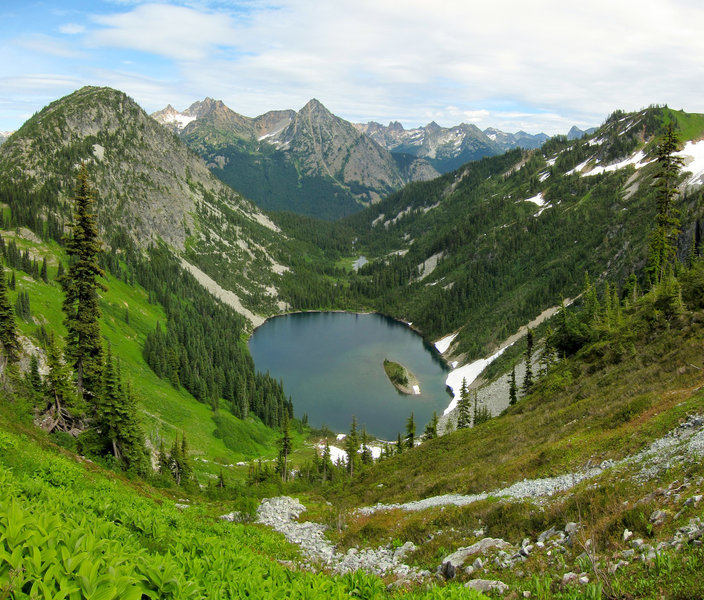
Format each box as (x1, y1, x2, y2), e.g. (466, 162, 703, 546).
(300, 98, 332, 118)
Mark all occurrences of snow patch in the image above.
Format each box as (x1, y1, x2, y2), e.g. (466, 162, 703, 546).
(434, 332, 458, 354)
(565, 158, 591, 175)
(677, 140, 704, 186)
(538, 170, 550, 182)
(524, 192, 547, 207)
(443, 346, 509, 416)
(162, 112, 196, 129)
(317, 442, 383, 463)
(412, 385, 421, 395)
(487, 133, 497, 141)
(588, 149, 649, 176)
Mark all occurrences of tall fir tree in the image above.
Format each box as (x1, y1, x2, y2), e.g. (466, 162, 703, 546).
(405, 412, 416, 449)
(345, 416, 359, 476)
(522, 328, 534, 395)
(648, 123, 685, 285)
(508, 366, 518, 405)
(360, 426, 373, 465)
(0, 264, 19, 373)
(424, 411, 438, 440)
(456, 378, 472, 429)
(99, 347, 148, 473)
(40, 257, 48, 283)
(277, 413, 293, 482)
(60, 164, 106, 405)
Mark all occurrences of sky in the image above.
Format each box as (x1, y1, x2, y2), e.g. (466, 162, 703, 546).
(1, 0, 703, 135)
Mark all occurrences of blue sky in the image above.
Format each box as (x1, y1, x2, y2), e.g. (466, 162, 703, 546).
(1, 0, 703, 135)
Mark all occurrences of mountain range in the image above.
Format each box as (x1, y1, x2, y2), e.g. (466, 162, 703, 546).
(2, 87, 704, 598)
(152, 98, 552, 219)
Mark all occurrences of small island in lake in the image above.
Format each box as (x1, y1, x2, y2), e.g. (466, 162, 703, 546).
(383, 359, 421, 395)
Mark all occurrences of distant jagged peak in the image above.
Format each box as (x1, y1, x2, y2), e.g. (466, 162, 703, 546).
(299, 98, 333, 116)
(185, 97, 237, 119)
(388, 121, 405, 132)
(425, 121, 442, 133)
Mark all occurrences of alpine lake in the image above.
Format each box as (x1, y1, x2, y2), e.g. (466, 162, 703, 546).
(248, 312, 452, 440)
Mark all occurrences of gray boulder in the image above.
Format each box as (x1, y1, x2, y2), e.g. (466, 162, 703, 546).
(465, 579, 509, 594)
(441, 538, 512, 569)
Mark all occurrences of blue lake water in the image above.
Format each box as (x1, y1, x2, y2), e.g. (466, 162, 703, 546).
(248, 312, 451, 439)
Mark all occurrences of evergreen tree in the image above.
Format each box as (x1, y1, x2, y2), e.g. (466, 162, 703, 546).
(61, 164, 106, 404)
(40, 257, 48, 283)
(99, 347, 148, 473)
(9, 271, 15, 291)
(45, 335, 83, 432)
(539, 327, 555, 375)
(360, 426, 373, 465)
(179, 435, 192, 483)
(395, 432, 403, 454)
(157, 441, 169, 475)
(170, 438, 183, 485)
(345, 416, 359, 476)
(276, 413, 293, 482)
(28, 354, 42, 393)
(456, 378, 472, 429)
(0, 264, 19, 371)
(424, 411, 438, 440)
(321, 440, 333, 481)
(473, 390, 491, 426)
(648, 123, 684, 285)
(522, 328, 534, 395)
(405, 412, 416, 448)
(508, 366, 518, 405)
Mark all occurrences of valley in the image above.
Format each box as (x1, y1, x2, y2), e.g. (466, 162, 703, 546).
(1, 87, 704, 599)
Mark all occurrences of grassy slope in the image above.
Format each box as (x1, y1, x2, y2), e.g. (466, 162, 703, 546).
(0, 405, 490, 598)
(3, 230, 285, 471)
(302, 294, 704, 599)
(339, 308, 704, 507)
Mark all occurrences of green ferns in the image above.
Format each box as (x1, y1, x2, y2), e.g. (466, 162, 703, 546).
(0, 425, 492, 599)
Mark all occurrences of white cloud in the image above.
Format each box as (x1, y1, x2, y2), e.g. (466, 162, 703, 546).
(17, 34, 84, 59)
(89, 3, 240, 61)
(4, 0, 704, 134)
(59, 23, 86, 35)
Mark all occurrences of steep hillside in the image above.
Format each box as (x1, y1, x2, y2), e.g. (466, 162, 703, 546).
(153, 98, 438, 219)
(305, 274, 704, 599)
(0, 86, 289, 324)
(330, 106, 704, 361)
